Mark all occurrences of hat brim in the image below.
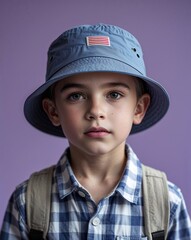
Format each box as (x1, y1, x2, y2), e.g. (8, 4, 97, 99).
(24, 57, 169, 137)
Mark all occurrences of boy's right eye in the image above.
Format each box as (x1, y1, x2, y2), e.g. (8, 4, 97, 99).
(67, 92, 86, 102)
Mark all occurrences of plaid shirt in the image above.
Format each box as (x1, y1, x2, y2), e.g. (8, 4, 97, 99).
(1, 145, 191, 239)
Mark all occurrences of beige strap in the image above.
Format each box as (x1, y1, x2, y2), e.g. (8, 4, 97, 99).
(26, 165, 54, 239)
(142, 165, 169, 240)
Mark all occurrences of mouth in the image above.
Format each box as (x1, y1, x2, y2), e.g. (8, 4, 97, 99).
(84, 127, 111, 138)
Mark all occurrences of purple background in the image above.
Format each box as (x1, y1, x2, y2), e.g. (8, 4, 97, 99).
(1, 0, 191, 226)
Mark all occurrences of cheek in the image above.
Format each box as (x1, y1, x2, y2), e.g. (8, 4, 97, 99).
(57, 107, 82, 132)
(111, 104, 135, 128)
(59, 117, 77, 139)
(112, 103, 136, 119)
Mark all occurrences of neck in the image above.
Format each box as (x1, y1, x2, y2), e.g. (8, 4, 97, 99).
(68, 143, 127, 204)
(68, 143, 127, 182)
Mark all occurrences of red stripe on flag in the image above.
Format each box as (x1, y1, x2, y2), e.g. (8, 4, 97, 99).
(86, 36, 110, 46)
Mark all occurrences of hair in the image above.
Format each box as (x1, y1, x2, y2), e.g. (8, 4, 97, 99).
(42, 84, 56, 101)
(134, 77, 147, 99)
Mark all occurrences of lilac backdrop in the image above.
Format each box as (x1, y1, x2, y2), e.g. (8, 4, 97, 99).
(1, 0, 191, 225)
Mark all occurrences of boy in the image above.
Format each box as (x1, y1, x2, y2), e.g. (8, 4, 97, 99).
(1, 23, 191, 239)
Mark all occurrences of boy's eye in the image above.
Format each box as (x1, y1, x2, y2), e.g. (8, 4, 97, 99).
(67, 92, 85, 101)
(107, 91, 122, 100)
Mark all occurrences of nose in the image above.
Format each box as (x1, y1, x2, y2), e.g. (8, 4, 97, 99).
(85, 97, 106, 121)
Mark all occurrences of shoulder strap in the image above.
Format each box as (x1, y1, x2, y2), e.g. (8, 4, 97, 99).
(142, 165, 169, 240)
(26, 165, 55, 240)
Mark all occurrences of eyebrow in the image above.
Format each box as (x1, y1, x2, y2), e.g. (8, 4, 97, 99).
(60, 82, 130, 92)
(103, 82, 130, 89)
(60, 83, 86, 92)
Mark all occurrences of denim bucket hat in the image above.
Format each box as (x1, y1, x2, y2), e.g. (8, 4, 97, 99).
(24, 23, 169, 137)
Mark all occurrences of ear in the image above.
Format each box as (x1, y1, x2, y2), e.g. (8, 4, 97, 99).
(133, 94, 150, 125)
(42, 98, 61, 126)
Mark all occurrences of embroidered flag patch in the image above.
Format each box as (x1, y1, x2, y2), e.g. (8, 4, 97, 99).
(86, 36, 110, 46)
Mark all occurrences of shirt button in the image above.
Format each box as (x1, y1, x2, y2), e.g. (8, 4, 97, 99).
(78, 191, 86, 198)
(92, 217, 100, 226)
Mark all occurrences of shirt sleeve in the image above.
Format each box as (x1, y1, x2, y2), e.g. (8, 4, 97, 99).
(167, 182, 191, 239)
(0, 182, 29, 240)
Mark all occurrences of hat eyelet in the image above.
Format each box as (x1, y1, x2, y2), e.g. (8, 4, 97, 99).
(131, 48, 140, 58)
(49, 56, 54, 63)
(132, 48, 136, 52)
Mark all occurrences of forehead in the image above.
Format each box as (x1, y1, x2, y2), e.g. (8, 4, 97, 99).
(55, 72, 138, 89)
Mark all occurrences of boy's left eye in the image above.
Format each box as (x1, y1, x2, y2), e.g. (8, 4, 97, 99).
(107, 91, 122, 99)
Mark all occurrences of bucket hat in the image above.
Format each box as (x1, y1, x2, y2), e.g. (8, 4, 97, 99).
(24, 23, 169, 137)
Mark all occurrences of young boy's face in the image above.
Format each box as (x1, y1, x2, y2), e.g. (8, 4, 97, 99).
(43, 72, 150, 157)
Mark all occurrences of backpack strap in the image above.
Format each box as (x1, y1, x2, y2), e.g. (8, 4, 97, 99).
(26, 165, 55, 240)
(142, 165, 170, 240)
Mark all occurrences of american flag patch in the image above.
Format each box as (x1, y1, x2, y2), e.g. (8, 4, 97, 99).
(86, 36, 110, 46)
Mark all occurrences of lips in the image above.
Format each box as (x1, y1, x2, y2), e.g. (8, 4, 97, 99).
(84, 127, 111, 137)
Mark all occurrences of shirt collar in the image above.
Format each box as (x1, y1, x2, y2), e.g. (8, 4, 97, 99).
(56, 148, 80, 199)
(115, 145, 142, 204)
(55, 145, 142, 204)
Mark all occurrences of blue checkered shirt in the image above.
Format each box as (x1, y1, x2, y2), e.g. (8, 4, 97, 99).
(1, 145, 191, 239)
